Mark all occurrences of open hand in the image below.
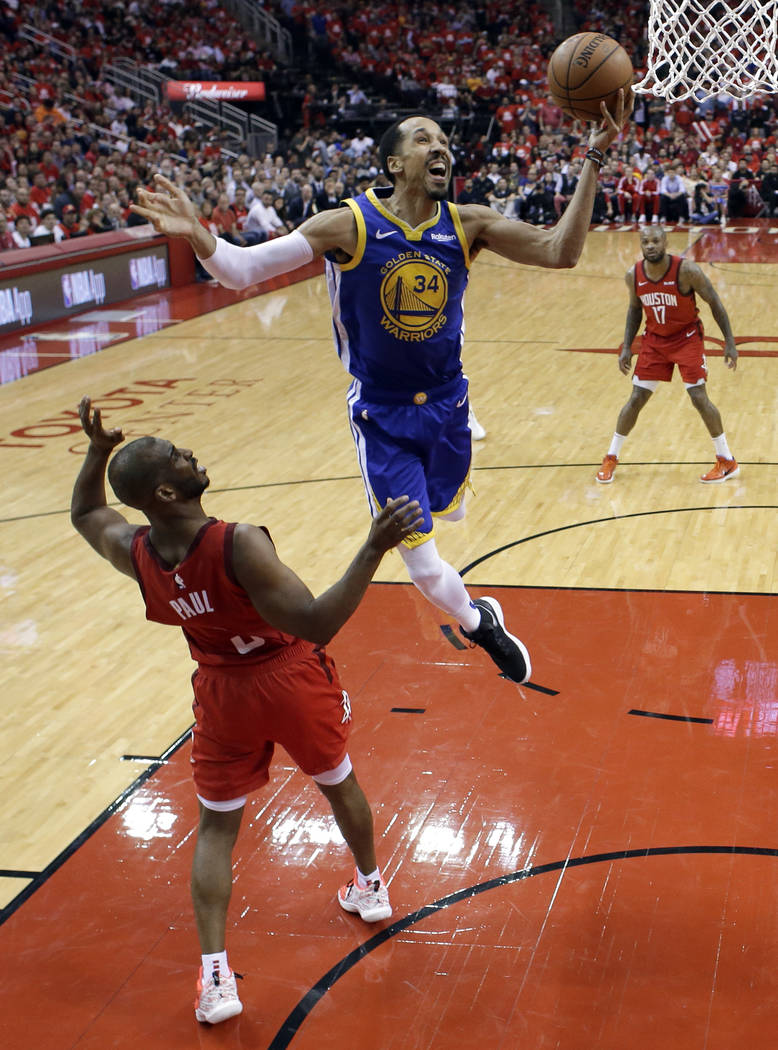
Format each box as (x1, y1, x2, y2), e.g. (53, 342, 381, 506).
(131, 174, 199, 238)
(368, 496, 424, 553)
(78, 396, 125, 451)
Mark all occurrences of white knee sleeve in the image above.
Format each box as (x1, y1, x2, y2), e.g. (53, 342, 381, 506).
(398, 539, 472, 621)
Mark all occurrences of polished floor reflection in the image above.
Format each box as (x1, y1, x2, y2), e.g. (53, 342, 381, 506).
(4, 584, 778, 1050)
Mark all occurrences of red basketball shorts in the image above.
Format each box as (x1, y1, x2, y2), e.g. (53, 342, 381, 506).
(634, 331, 707, 384)
(190, 642, 352, 803)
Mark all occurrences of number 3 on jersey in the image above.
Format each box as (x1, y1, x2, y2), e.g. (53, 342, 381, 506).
(230, 634, 265, 654)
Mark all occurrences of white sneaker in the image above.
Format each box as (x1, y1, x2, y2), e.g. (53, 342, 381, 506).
(338, 869, 392, 922)
(195, 967, 243, 1024)
(468, 406, 487, 440)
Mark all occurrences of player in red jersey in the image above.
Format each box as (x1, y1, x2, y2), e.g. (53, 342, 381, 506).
(596, 225, 739, 484)
(71, 397, 423, 1025)
(616, 171, 642, 223)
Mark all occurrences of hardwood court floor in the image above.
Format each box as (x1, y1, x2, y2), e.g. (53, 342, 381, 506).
(1, 223, 777, 1049)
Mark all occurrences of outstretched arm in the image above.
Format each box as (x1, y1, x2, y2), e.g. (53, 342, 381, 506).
(132, 175, 357, 290)
(231, 497, 424, 646)
(71, 397, 137, 578)
(681, 261, 738, 369)
(460, 90, 632, 268)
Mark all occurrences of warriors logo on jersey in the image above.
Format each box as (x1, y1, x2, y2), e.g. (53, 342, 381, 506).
(325, 186, 469, 392)
(378, 252, 448, 339)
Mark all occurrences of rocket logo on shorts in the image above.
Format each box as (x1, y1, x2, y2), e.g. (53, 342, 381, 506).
(340, 690, 352, 724)
(379, 254, 448, 340)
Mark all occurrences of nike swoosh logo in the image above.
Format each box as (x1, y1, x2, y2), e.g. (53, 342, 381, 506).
(456, 397, 467, 407)
(376, 229, 397, 239)
(686, 329, 697, 337)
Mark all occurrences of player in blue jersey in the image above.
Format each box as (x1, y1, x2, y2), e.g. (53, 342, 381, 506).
(134, 95, 630, 685)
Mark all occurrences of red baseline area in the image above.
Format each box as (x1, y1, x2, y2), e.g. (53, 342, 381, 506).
(2, 583, 777, 1050)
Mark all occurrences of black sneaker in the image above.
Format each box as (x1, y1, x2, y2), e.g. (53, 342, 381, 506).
(460, 597, 531, 684)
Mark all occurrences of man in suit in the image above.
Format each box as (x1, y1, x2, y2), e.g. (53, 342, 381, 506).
(287, 182, 318, 227)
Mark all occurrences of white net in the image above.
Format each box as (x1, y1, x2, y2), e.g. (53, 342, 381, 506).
(633, 0, 778, 100)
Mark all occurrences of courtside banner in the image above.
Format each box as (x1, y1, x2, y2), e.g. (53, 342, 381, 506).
(165, 81, 265, 101)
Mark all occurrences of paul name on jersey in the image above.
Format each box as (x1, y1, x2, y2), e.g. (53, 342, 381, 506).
(169, 590, 214, 620)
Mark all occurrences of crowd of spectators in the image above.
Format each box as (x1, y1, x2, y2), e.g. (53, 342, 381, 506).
(2, 0, 778, 259)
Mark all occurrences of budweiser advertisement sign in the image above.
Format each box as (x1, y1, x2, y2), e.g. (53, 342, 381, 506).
(165, 81, 265, 101)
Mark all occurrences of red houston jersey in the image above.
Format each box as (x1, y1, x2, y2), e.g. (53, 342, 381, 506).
(635, 254, 701, 339)
(130, 518, 299, 668)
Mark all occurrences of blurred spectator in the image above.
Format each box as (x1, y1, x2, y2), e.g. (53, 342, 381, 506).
(60, 204, 88, 238)
(349, 129, 374, 158)
(33, 97, 67, 126)
(521, 170, 555, 225)
(727, 163, 765, 218)
(761, 161, 778, 216)
(640, 167, 661, 223)
(0, 214, 14, 251)
(11, 214, 32, 247)
(488, 176, 518, 219)
(316, 177, 342, 212)
(456, 178, 483, 205)
(86, 206, 114, 234)
(273, 194, 293, 232)
(198, 199, 219, 236)
(660, 164, 689, 223)
(616, 169, 641, 222)
(33, 208, 65, 242)
(8, 186, 39, 226)
(245, 189, 284, 238)
(691, 177, 720, 224)
(211, 193, 243, 243)
(553, 162, 580, 219)
(346, 84, 370, 114)
(287, 183, 317, 226)
(591, 162, 616, 224)
(29, 171, 53, 211)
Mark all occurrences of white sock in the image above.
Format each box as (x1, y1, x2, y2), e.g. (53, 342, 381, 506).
(202, 950, 229, 977)
(713, 433, 733, 459)
(356, 866, 380, 888)
(608, 433, 627, 457)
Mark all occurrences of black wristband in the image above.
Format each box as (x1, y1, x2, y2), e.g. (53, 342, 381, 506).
(585, 147, 605, 169)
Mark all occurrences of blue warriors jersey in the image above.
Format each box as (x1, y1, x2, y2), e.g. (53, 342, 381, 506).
(325, 187, 471, 395)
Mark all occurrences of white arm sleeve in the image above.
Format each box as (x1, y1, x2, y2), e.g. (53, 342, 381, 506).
(196, 229, 315, 290)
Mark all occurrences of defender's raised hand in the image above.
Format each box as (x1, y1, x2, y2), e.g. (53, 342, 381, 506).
(367, 496, 424, 554)
(78, 396, 125, 451)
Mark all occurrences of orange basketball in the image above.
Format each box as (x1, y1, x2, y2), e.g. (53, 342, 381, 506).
(547, 32, 633, 121)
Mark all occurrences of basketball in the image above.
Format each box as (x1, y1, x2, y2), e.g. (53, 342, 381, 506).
(547, 33, 633, 121)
